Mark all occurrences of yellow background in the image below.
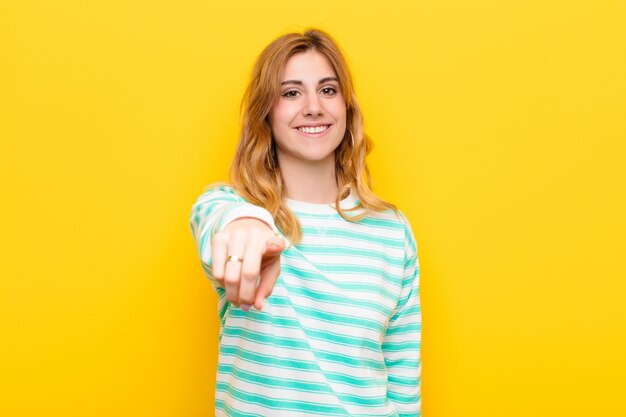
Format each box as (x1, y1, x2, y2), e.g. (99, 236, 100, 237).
(1, 0, 625, 416)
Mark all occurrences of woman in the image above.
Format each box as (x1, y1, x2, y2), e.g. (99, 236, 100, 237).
(190, 28, 421, 416)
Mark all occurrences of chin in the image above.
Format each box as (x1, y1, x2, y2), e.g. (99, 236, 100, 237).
(291, 150, 336, 164)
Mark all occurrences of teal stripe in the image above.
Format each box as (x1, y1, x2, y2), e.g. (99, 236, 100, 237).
(381, 340, 421, 352)
(228, 309, 389, 352)
(215, 399, 264, 417)
(295, 212, 405, 230)
(222, 326, 307, 350)
(267, 295, 387, 334)
(227, 306, 303, 330)
(280, 259, 403, 287)
(295, 245, 405, 268)
(385, 390, 420, 405)
(280, 259, 403, 289)
(303, 265, 402, 288)
(388, 374, 420, 386)
(389, 305, 421, 321)
(216, 289, 229, 324)
(220, 363, 335, 393)
(301, 326, 382, 352)
(222, 324, 383, 352)
(216, 382, 352, 415)
(219, 344, 386, 377)
(278, 262, 399, 302)
(384, 358, 420, 368)
(199, 228, 209, 255)
(404, 256, 418, 269)
(300, 226, 403, 247)
(220, 344, 321, 372)
(273, 278, 394, 316)
(220, 364, 389, 406)
(385, 322, 421, 335)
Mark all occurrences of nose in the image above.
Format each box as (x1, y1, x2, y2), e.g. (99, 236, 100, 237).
(303, 93, 323, 116)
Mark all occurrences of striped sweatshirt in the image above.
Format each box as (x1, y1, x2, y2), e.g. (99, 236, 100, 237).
(189, 185, 421, 416)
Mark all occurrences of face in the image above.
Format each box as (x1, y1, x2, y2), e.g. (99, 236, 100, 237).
(268, 50, 347, 167)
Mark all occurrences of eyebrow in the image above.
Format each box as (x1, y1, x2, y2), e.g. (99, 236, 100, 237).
(280, 77, 339, 86)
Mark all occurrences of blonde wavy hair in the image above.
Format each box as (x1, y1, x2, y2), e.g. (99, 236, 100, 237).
(229, 28, 396, 244)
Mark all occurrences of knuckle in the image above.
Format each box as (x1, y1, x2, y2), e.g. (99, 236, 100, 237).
(231, 228, 247, 241)
(238, 291, 254, 303)
(223, 275, 239, 285)
(239, 297, 253, 305)
(212, 232, 228, 246)
(241, 268, 260, 281)
(251, 227, 267, 239)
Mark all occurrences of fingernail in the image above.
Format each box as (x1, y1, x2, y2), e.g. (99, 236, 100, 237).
(241, 304, 250, 311)
(259, 298, 265, 310)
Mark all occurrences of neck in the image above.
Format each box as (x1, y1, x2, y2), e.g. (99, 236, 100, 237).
(278, 153, 339, 204)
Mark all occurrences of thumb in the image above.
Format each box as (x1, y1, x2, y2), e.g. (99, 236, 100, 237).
(263, 234, 286, 256)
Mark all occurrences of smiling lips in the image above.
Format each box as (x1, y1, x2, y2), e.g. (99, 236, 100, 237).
(296, 125, 331, 134)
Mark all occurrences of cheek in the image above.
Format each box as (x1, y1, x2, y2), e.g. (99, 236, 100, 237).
(271, 101, 296, 123)
(329, 99, 347, 123)
(269, 105, 292, 145)
(333, 106, 347, 131)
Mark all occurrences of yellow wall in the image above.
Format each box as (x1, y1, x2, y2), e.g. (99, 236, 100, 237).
(2, 1, 625, 416)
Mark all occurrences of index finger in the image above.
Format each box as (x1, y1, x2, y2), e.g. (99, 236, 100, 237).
(254, 257, 281, 310)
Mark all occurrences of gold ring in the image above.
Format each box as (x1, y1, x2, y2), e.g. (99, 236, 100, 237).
(226, 255, 243, 263)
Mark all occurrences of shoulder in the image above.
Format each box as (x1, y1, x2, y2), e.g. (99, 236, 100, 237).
(365, 206, 417, 260)
(364, 205, 413, 231)
(398, 209, 418, 260)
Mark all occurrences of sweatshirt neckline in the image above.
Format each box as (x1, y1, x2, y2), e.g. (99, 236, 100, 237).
(286, 189, 359, 214)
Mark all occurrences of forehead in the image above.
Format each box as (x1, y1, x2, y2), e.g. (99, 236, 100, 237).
(281, 50, 337, 81)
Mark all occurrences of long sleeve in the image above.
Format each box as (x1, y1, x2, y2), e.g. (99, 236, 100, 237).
(382, 229, 422, 416)
(189, 185, 279, 290)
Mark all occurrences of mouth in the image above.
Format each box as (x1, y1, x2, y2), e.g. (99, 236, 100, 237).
(294, 124, 332, 136)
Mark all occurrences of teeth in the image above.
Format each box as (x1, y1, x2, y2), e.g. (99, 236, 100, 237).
(298, 125, 329, 134)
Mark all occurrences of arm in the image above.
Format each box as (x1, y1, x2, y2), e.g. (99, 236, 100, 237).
(382, 236, 421, 416)
(189, 185, 279, 290)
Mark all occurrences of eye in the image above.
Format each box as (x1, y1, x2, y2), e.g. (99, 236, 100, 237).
(321, 87, 337, 96)
(282, 90, 300, 98)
